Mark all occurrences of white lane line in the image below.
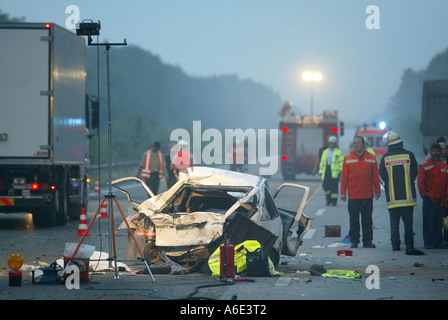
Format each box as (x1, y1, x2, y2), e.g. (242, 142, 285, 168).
(316, 209, 325, 216)
(275, 277, 292, 287)
(302, 228, 316, 240)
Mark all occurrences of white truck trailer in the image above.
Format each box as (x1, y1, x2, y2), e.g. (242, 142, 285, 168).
(0, 22, 95, 227)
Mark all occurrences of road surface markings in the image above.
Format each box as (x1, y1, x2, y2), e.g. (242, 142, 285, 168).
(316, 209, 325, 216)
(302, 228, 316, 240)
(275, 277, 291, 287)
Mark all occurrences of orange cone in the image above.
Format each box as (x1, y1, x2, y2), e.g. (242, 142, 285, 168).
(93, 178, 100, 194)
(99, 199, 109, 218)
(76, 207, 91, 236)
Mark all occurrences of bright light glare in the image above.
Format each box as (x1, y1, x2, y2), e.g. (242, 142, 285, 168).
(302, 71, 323, 81)
(379, 121, 386, 130)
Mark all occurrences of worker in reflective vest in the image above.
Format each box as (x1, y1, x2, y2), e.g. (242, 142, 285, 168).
(137, 141, 165, 194)
(319, 136, 343, 206)
(379, 131, 423, 255)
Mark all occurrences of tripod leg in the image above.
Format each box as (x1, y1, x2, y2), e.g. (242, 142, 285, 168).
(70, 197, 104, 259)
(62, 197, 104, 277)
(109, 200, 119, 279)
(114, 197, 156, 283)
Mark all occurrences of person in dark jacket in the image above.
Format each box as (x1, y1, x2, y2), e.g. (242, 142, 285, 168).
(379, 132, 424, 255)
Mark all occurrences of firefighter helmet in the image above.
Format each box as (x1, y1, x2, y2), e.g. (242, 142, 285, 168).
(386, 131, 402, 145)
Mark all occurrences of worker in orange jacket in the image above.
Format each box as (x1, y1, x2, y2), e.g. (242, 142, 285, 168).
(417, 143, 448, 248)
(341, 136, 381, 248)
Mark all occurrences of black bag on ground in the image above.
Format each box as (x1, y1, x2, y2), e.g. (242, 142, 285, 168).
(245, 247, 270, 277)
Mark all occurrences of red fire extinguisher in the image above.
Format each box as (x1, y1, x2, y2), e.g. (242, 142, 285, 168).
(220, 240, 235, 278)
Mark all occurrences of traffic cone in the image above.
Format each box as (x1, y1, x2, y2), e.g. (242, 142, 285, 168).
(99, 198, 109, 218)
(93, 177, 100, 194)
(76, 207, 91, 237)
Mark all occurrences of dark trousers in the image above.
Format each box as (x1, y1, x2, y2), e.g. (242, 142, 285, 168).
(348, 198, 373, 244)
(323, 165, 338, 205)
(389, 206, 414, 248)
(145, 172, 160, 195)
(422, 196, 444, 247)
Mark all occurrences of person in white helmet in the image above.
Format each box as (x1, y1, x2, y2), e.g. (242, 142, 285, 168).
(319, 136, 343, 206)
(379, 132, 424, 255)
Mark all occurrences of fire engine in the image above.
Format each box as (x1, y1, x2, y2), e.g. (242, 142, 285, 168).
(355, 122, 389, 160)
(279, 102, 343, 180)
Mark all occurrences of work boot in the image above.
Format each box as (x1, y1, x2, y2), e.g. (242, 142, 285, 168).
(392, 244, 400, 251)
(405, 247, 425, 255)
(363, 242, 376, 248)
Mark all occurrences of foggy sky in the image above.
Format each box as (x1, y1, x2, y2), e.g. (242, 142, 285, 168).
(2, 0, 448, 126)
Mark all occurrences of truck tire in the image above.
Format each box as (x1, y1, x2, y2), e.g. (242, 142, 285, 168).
(55, 168, 69, 225)
(32, 207, 56, 228)
(68, 204, 82, 221)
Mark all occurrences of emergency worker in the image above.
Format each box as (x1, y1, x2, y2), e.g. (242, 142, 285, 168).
(164, 143, 177, 189)
(363, 136, 376, 156)
(171, 141, 194, 179)
(440, 141, 448, 245)
(137, 141, 165, 194)
(417, 143, 447, 249)
(379, 132, 424, 255)
(319, 136, 343, 206)
(340, 136, 381, 248)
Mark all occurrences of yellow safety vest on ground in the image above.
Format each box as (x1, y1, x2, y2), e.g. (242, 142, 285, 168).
(208, 240, 279, 276)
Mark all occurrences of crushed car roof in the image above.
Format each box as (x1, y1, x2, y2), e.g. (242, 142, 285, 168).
(182, 166, 263, 187)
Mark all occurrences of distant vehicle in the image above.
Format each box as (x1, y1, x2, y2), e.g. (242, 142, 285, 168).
(279, 103, 344, 180)
(0, 23, 98, 227)
(112, 166, 311, 270)
(420, 80, 448, 154)
(355, 122, 389, 160)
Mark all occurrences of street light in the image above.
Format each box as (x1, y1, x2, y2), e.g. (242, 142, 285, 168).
(302, 71, 323, 117)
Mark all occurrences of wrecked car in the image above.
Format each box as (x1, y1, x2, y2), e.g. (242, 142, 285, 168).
(112, 166, 310, 272)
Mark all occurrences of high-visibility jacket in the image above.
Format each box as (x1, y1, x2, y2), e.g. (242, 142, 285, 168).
(417, 158, 448, 207)
(366, 146, 376, 156)
(141, 150, 164, 179)
(208, 240, 279, 277)
(379, 146, 418, 209)
(322, 269, 361, 279)
(319, 147, 343, 180)
(340, 150, 381, 199)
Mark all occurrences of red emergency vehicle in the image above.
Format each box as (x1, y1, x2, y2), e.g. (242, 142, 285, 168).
(280, 104, 343, 180)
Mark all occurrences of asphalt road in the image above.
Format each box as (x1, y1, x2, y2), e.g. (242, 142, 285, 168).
(1, 172, 448, 308)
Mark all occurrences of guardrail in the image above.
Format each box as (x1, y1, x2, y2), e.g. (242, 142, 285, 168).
(86, 161, 139, 174)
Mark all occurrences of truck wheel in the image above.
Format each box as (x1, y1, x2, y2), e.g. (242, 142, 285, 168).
(55, 170, 69, 225)
(282, 174, 296, 181)
(68, 204, 82, 220)
(32, 208, 55, 228)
